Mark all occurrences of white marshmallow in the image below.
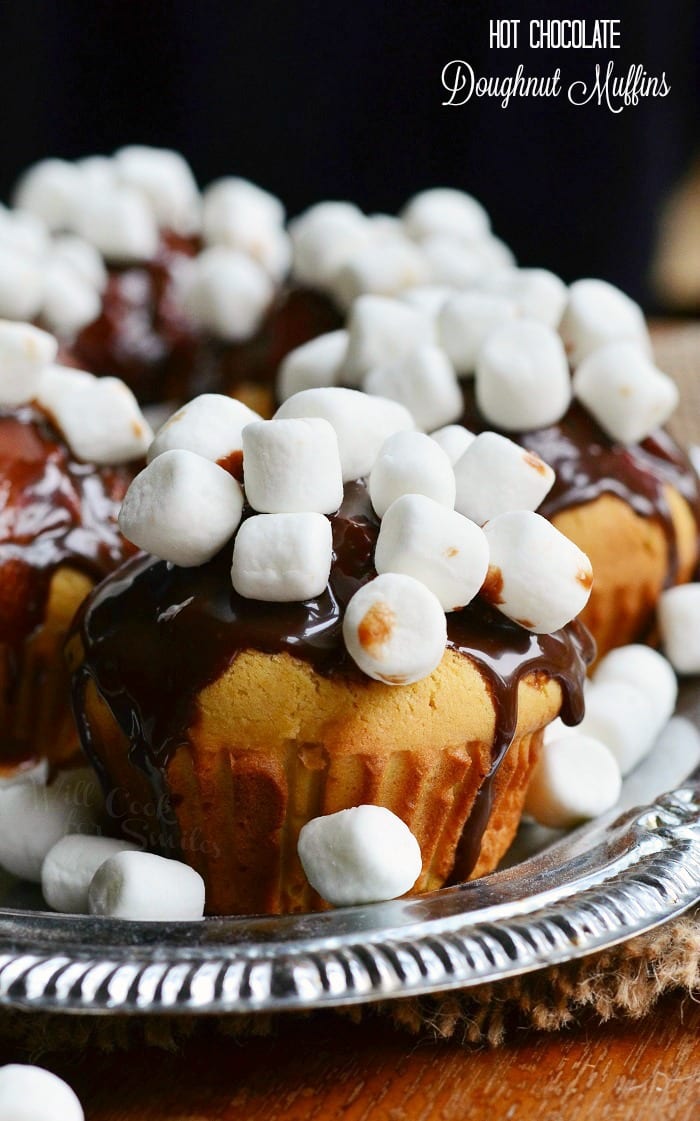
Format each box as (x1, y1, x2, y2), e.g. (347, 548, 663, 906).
(364, 344, 462, 433)
(242, 418, 343, 514)
(298, 805, 422, 906)
(483, 511, 593, 633)
(276, 330, 347, 401)
(289, 201, 371, 289)
(486, 268, 568, 328)
(369, 430, 456, 518)
(573, 342, 678, 445)
(37, 368, 153, 464)
(375, 494, 488, 611)
(42, 834, 141, 914)
(0, 245, 44, 320)
(342, 295, 434, 387)
(180, 246, 273, 341)
(658, 584, 700, 674)
(399, 285, 451, 321)
(0, 206, 49, 257)
(578, 681, 658, 774)
(0, 759, 49, 790)
(438, 291, 517, 377)
(454, 431, 555, 525)
(524, 733, 622, 828)
(74, 184, 159, 263)
(0, 320, 58, 406)
(560, 278, 651, 366)
(475, 320, 572, 431)
(51, 234, 108, 291)
(330, 240, 430, 310)
(430, 424, 475, 465)
(88, 850, 205, 921)
(76, 155, 117, 193)
(147, 393, 261, 465)
(401, 187, 490, 244)
(119, 449, 243, 566)
(114, 145, 201, 236)
(0, 1065, 84, 1121)
(275, 387, 415, 482)
(231, 512, 333, 602)
(367, 213, 405, 244)
(0, 768, 101, 882)
(40, 260, 101, 336)
(477, 237, 517, 274)
(201, 177, 289, 280)
(422, 235, 491, 288)
(13, 158, 85, 231)
(594, 644, 678, 730)
(343, 573, 447, 684)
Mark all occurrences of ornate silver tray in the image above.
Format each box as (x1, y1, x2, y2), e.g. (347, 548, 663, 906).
(0, 692, 699, 1016)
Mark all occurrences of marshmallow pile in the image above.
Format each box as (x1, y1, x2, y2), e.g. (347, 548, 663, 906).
(0, 320, 152, 463)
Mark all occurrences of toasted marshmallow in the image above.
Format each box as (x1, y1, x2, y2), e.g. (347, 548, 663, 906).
(594, 644, 678, 730)
(573, 342, 678, 445)
(74, 184, 159, 263)
(51, 233, 108, 291)
(88, 851, 205, 921)
(298, 806, 422, 906)
(486, 268, 568, 328)
(0, 768, 101, 882)
(438, 291, 517, 377)
(475, 320, 572, 431)
(453, 431, 554, 525)
(180, 246, 274, 341)
(560, 278, 651, 365)
(277, 330, 348, 402)
(331, 239, 430, 310)
(578, 681, 657, 774)
(289, 201, 371, 289)
(0, 206, 49, 257)
(658, 584, 700, 674)
(42, 835, 141, 915)
(375, 494, 488, 611)
(119, 449, 243, 566)
(13, 157, 85, 231)
(483, 511, 592, 633)
(0, 245, 44, 320)
(342, 294, 434, 387)
(343, 573, 447, 684)
(399, 284, 452, 320)
(429, 424, 475, 465)
(242, 418, 343, 514)
(148, 393, 260, 466)
(363, 344, 463, 432)
(275, 387, 414, 482)
(37, 368, 153, 464)
(369, 430, 456, 518)
(40, 260, 101, 336)
(231, 512, 333, 602)
(524, 733, 622, 828)
(0, 1065, 84, 1121)
(114, 145, 201, 236)
(202, 177, 290, 280)
(401, 187, 490, 244)
(0, 320, 57, 406)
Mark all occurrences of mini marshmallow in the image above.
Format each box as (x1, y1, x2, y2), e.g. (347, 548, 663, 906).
(0, 759, 49, 790)
(40, 260, 101, 336)
(298, 806, 422, 906)
(0, 245, 44, 320)
(88, 851, 205, 921)
(475, 320, 572, 431)
(0, 1065, 84, 1121)
(37, 368, 153, 464)
(119, 449, 243, 566)
(573, 342, 678, 445)
(180, 246, 274, 341)
(364, 344, 462, 433)
(560, 278, 651, 365)
(400, 285, 451, 320)
(276, 330, 348, 402)
(201, 177, 290, 280)
(486, 268, 568, 328)
(0, 206, 49, 257)
(0, 768, 101, 882)
(330, 239, 430, 310)
(42, 835, 141, 915)
(367, 213, 406, 243)
(147, 393, 261, 465)
(401, 187, 490, 244)
(483, 511, 593, 633)
(242, 418, 343, 514)
(375, 494, 488, 611)
(438, 291, 517, 377)
(421, 235, 490, 288)
(594, 644, 678, 730)
(430, 424, 476, 465)
(76, 155, 117, 193)
(578, 681, 658, 774)
(342, 295, 434, 387)
(454, 431, 555, 525)
(524, 733, 622, 828)
(231, 512, 333, 602)
(289, 201, 371, 289)
(275, 387, 415, 482)
(74, 184, 159, 263)
(658, 584, 700, 674)
(51, 234, 108, 291)
(343, 573, 447, 684)
(0, 320, 58, 406)
(368, 430, 456, 518)
(114, 144, 201, 236)
(13, 158, 85, 231)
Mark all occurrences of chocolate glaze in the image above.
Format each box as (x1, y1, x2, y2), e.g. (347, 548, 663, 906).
(73, 480, 592, 879)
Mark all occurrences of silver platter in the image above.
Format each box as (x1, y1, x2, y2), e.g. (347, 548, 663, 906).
(0, 692, 699, 1017)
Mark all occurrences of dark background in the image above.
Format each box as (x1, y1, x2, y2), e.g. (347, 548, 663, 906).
(0, 0, 698, 305)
